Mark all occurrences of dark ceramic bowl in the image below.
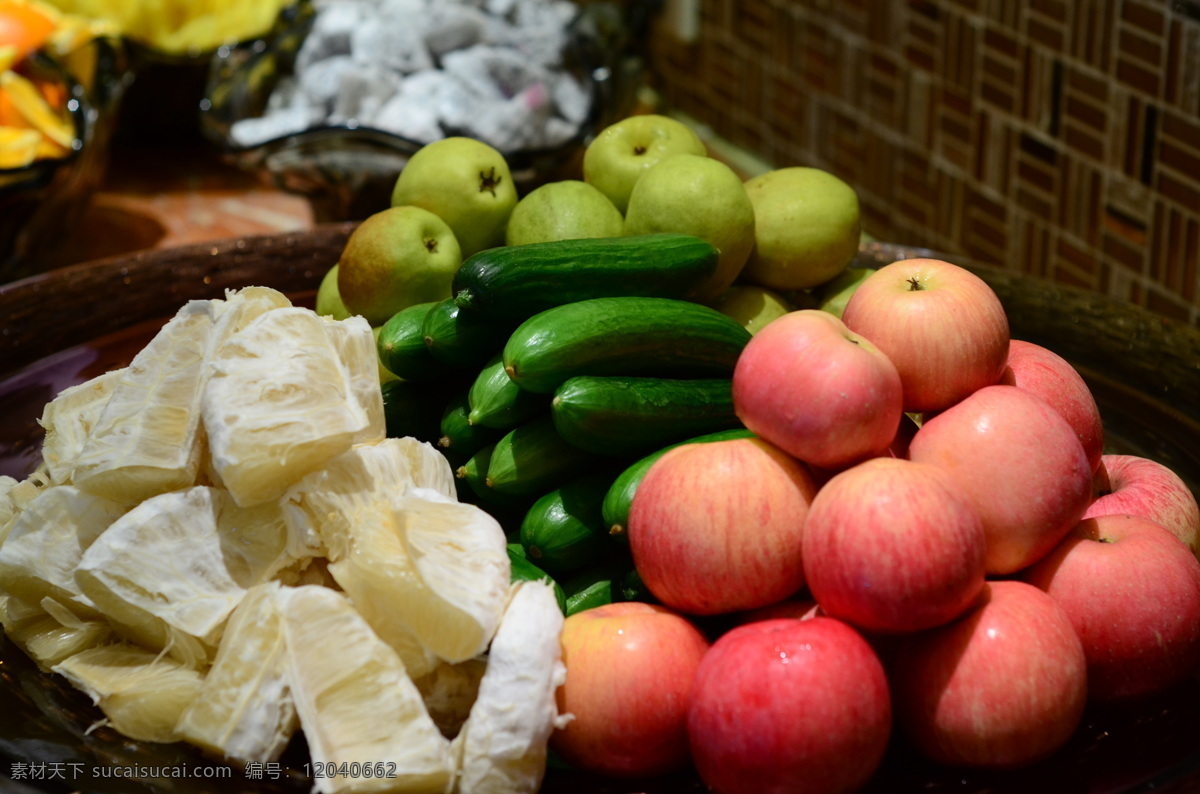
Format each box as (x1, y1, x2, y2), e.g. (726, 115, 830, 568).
(0, 38, 126, 283)
(1, 234, 1199, 793)
(198, 1, 636, 222)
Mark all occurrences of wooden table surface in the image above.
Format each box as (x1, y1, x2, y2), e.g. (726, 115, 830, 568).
(44, 142, 317, 270)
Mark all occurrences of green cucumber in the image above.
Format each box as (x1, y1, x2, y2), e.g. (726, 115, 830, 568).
(620, 567, 653, 603)
(519, 472, 618, 575)
(439, 391, 503, 460)
(376, 302, 445, 381)
(467, 352, 548, 430)
(485, 416, 601, 497)
(454, 442, 531, 513)
(565, 579, 614, 616)
(502, 297, 752, 394)
(551, 376, 741, 456)
(559, 553, 650, 615)
(507, 544, 567, 614)
(422, 298, 512, 370)
(452, 233, 719, 320)
(380, 379, 453, 445)
(602, 427, 756, 541)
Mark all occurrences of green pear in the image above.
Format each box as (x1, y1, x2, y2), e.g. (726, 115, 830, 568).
(712, 285, 793, 335)
(336, 205, 462, 327)
(815, 266, 875, 319)
(315, 264, 351, 320)
(391, 137, 518, 258)
(505, 180, 624, 246)
(623, 154, 756, 303)
(741, 167, 862, 291)
(582, 114, 707, 215)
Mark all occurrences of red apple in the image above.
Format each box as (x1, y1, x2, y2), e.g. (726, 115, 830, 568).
(891, 580, 1087, 770)
(687, 617, 891, 794)
(731, 309, 903, 470)
(998, 339, 1104, 472)
(806, 411, 921, 487)
(908, 384, 1092, 574)
(802, 458, 987, 633)
(1022, 514, 1200, 701)
(1084, 454, 1200, 556)
(628, 437, 817, 615)
(841, 257, 1010, 413)
(551, 602, 710, 778)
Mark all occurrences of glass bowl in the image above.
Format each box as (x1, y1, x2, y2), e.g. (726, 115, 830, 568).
(199, 1, 634, 222)
(0, 36, 127, 284)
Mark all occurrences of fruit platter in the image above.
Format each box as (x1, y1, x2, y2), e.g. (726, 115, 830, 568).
(2, 116, 1200, 794)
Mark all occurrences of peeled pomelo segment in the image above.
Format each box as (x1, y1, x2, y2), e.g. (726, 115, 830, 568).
(0, 484, 128, 617)
(72, 299, 218, 504)
(73, 487, 247, 665)
(0, 467, 53, 546)
(38, 367, 125, 485)
(396, 493, 510, 662)
(175, 581, 297, 764)
(325, 498, 438, 679)
(212, 286, 292, 337)
(0, 595, 112, 670)
(328, 492, 509, 668)
(214, 492, 297, 588)
(452, 581, 567, 794)
(277, 585, 454, 794)
(52, 644, 204, 743)
(202, 307, 371, 507)
(321, 313, 387, 446)
(282, 438, 458, 562)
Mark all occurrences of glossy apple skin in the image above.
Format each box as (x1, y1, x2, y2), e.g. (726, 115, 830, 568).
(891, 581, 1087, 770)
(551, 602, 710, 778)
(998, 339, 1104, 472)
(841, 258, 1010, 414)
(1084, 455, 1200, 557)
(732, 310, 903, 470)
(628, 438, 817, 615)
(802, 458, 987, 633)
(687, 617, 891, 794)
(908, 385, 1092, 575)
(1022, 514, 1200, 701)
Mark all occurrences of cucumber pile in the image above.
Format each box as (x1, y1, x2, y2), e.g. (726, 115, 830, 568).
(375, 233, 755, 615)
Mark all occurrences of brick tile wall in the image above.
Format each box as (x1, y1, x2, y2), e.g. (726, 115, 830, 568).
(648, 0, 1200, 325)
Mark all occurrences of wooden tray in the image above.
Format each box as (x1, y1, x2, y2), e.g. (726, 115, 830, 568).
(1, 230, 1199, 794)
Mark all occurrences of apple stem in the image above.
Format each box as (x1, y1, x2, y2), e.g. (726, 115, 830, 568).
(906, 276, 924, 291)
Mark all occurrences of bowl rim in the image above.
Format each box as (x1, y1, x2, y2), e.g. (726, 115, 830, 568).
(0, 51, 90, 188)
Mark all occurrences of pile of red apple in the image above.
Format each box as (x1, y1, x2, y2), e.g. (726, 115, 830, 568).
(548, 258, 1200, 794)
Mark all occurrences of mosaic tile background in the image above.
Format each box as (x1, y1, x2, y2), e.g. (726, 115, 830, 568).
(647, 0, 1200, 325)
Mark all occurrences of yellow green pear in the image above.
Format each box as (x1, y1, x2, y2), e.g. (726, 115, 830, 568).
(583, 114, 707, 215)
(315, 264, 351, 320)
(712, 285, 793, 335)
(336, 206, 461, 327)
(741, 167, 862, 291)
(391, 137, 518, 258)
(815, 267, 875, 319)
(505, 180, 624, 246)
(623, 154, 756, 303)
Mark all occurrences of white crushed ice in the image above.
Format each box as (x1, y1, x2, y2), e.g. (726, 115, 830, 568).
(230, 0, 592, 152)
